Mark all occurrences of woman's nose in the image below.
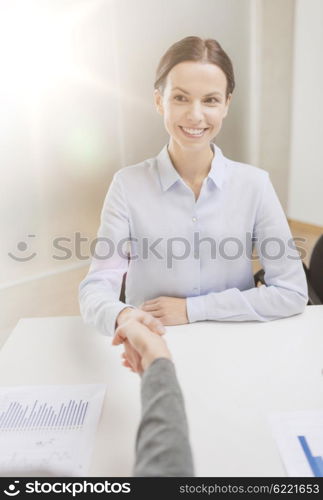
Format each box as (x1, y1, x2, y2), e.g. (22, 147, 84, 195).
(185, 102, 204, 123)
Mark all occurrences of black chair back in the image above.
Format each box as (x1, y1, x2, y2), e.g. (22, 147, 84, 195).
(309, 234, 323, 303)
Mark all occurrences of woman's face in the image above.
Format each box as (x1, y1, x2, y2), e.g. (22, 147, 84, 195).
(154, 61, 231, 151)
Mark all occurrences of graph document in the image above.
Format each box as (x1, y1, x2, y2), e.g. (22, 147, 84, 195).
(269, 410, 323, 477)
(0, 384, 106, 476)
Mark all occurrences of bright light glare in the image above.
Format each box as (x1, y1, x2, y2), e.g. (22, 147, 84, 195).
(0, 0, 150, 177)
(0, 0, 150, 113)
(0, 0, 117, 170)
(0, 1, 86, 101)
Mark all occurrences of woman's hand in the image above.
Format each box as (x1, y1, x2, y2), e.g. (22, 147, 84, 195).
(116, 307, 165, 335)
(140, 296, 188, 326)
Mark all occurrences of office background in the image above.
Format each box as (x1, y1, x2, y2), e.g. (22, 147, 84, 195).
(0, 0, 322, 343)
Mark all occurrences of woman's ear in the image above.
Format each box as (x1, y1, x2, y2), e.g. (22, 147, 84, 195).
(154, 89, 164, 115)
(223, 93, 232, 118)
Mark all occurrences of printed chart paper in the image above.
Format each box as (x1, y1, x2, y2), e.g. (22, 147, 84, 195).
(0, 384, 106, 476)
(269, 410, 323, 477)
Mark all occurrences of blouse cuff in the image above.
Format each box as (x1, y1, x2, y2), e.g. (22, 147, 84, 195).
(106, 303, 136, 337)
(186, 295, 207, 323)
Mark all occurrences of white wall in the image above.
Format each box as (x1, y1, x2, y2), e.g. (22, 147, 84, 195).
(0, 1, 122, 285)
(287, 0, 323, 226)
(114, 0, 252, 166)
(256, 0, 295, 210)
(0, 0, 253, 287)
(3, 0, 320, 291)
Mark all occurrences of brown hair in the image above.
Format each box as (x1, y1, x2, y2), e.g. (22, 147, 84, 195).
(154, 36, 235, 99)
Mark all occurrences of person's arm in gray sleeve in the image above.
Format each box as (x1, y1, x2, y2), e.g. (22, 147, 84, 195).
(133, 358, 194, 477)
(112, 321, 195, 477)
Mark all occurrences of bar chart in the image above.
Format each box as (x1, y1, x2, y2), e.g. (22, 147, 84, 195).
(0, 398, 89, 432)
(269, 410, 323, 477)
(298, 436, 323, 477)
(0, 384, 106, 476)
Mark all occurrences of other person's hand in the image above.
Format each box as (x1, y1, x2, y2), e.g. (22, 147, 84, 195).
(112, 318, 171, 373)
(116, 307, 165, 335)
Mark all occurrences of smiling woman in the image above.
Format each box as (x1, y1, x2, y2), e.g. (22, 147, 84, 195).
(79, 36, 308, 338)
(153, 38, 233, 187)
(154, 59, 231, 197)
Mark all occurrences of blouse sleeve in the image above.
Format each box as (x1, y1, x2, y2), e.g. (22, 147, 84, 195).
(79, 172, 135, 336)
(186, 174, 308, 322)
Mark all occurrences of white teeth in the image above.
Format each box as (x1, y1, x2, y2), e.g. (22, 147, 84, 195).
(182, 127, 205, 135)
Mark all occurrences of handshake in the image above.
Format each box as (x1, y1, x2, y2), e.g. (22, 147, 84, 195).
(113, 306, 194, 477)
(113, 307, 171, 373)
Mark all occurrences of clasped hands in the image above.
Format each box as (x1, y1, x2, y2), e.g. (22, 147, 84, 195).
(113, 296, 188, 373)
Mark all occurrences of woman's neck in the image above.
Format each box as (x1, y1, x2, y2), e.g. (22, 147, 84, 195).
(167, 139, 214, 185)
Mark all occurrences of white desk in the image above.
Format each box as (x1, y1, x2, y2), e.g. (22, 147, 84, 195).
(0, 306, 322, 477)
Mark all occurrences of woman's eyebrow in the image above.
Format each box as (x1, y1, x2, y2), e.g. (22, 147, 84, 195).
(171, 86, 223, 97)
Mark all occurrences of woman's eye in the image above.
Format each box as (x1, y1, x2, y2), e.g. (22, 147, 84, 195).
(173, 95, 220, 104)
(205, 97, 219, 104)
(174, 95, 186, 101)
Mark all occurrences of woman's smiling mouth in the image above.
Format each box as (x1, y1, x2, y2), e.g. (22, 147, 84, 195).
(179, 126, 209, 138)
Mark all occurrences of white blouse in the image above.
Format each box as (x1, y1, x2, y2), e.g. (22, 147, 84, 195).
(79, 142, 308, 336)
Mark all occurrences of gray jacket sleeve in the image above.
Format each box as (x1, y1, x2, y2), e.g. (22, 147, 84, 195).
(133, 358, 194, 477)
